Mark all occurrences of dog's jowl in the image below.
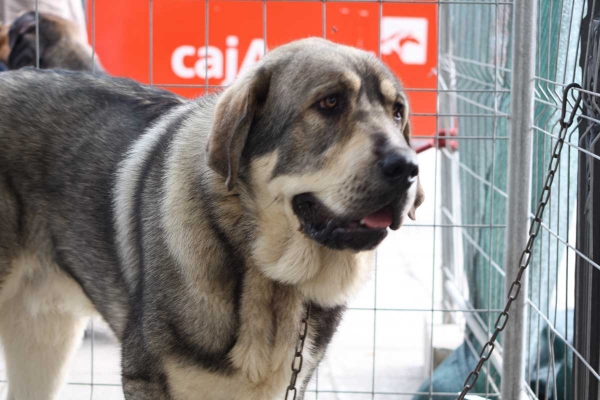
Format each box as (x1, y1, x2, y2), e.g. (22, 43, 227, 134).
(0, 38, 424, 400)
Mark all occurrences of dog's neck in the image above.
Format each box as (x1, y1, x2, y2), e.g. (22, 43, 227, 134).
(163, 103, 374, 308)
(158, 106, 374, 391)
(242, 151, 374, 307)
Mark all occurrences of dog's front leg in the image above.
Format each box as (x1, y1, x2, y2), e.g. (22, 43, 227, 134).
(229, 267, 275, 384)
(121, 326, 172, 400)
(269, 285, 304, 373)
(122, 377, 171, 400)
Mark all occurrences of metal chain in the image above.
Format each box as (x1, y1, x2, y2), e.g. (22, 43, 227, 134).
(456, 83, 583, 400)
(284, 303, 312, 400)
(279, 84, 582, 400)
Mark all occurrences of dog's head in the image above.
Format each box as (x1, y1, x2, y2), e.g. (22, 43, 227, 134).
(7, 11, 101, 71)
(207, 38, 424, 253)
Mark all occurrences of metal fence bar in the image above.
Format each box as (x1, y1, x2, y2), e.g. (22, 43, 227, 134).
(34, 0, 39, 69)
(501, 0, 538, 398)
(91, 0, 96, 74)
(486, 2, 500, 395)
(149, 0, 153, 86)
(370, 2, 383, 397)
(90, 1, 97, 396)
(439, 38, 459, 331)
(427, 0, 443, 396)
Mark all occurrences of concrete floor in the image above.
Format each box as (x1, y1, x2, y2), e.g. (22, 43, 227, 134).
(0, 150, 445, 400)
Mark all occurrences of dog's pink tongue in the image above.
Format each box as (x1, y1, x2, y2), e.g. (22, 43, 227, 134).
(362, 206, 393, 229)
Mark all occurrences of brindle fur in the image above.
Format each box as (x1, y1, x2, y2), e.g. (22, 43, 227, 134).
(0, 38, 423, 400)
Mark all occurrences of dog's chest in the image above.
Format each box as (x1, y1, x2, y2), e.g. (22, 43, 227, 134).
(164, 323, 319, 400)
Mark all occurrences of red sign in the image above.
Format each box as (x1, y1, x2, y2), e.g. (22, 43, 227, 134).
(87, 1, 437, 136)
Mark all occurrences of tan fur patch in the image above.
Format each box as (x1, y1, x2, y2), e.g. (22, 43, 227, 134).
(0, 253, 94, 400)
(298, 250, 374, 306)
(261, 131, 387, 216)
(247, 133, 383, 306)
(229, 268, 275, 383)
(342, 71, 362, 93)
(380, 78, 397, 103)
(269, 286, 305, 372)
(0, 253, 94, 316)
(164, 286, 315, 400)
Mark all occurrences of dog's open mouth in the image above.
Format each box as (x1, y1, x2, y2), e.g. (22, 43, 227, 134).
(292, 193, 402, 251)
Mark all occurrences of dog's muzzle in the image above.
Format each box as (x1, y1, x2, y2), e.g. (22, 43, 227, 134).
(292, 193, 406, 252)
(292, 148, 418, 252)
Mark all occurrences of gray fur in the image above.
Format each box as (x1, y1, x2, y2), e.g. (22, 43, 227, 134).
(0, 38, 422, 400)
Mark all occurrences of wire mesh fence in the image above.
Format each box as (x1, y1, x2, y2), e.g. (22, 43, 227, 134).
(0, 0, 598, 399)
(440, 0, 600, 399)
(437, 1, 512, 398)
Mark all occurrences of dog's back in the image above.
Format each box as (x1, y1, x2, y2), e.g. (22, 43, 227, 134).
(0, 68, 184, 318)
(0, 69, 184, 399)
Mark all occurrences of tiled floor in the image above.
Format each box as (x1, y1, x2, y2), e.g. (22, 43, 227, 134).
(0, 150, 442, 400)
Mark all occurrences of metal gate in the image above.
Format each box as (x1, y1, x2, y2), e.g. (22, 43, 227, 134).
(0, 1, 599, 399)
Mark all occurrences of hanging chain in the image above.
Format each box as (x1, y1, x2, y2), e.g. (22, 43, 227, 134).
(284, 303, 312, 400)
(456, 83, 583, 400)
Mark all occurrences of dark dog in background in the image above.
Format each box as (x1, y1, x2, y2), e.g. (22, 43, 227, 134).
(0, 30, 424, 400)
(0, 11, 101, 71)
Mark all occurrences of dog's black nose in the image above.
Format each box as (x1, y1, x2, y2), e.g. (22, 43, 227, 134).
(379, 151, 419, 182)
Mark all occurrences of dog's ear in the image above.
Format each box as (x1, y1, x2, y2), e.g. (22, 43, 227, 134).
(401, 105, 425, 221)
(207, 67, 272, 191)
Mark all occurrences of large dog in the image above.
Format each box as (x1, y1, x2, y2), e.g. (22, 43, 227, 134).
(0, 38, 423, 400)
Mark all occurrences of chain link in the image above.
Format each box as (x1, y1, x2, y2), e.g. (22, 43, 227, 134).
(456, 83, 582, 399)
(284, 303, 311, 400)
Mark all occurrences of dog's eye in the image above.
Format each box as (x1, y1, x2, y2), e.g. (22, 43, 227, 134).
(319, 95, 339, 110)
(393, 103, 404, 122)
